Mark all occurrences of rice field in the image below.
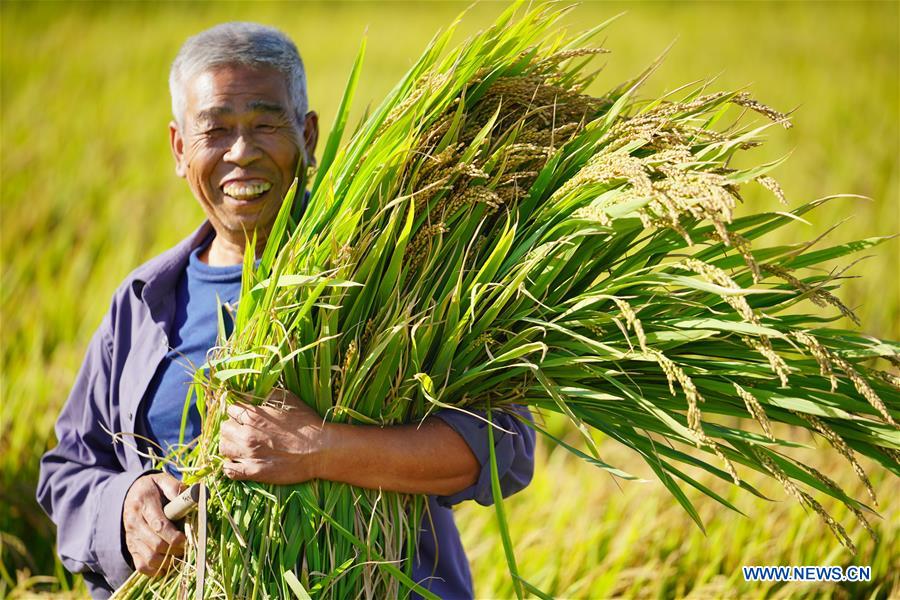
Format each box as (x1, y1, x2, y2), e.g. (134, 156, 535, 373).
(2, 1, 898, 598)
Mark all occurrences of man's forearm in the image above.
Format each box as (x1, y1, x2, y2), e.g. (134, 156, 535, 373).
(317, 417, 480, 496)
(220, 392, 484, 494)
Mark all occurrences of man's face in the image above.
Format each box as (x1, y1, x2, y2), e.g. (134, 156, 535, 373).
(169, 64, 318, 240)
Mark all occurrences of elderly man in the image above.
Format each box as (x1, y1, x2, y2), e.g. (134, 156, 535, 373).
(37, 22, 534, 599)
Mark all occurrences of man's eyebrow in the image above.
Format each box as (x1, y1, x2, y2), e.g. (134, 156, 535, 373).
(194, 102, 287, 125)
(196, 106, 233, 123)
(247, 100, 288, 115)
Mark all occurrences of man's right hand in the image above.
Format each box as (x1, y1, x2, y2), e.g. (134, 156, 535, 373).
(122, 472, 187, 576)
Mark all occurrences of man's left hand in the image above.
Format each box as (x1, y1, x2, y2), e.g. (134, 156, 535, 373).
(219, 388, 327, 484)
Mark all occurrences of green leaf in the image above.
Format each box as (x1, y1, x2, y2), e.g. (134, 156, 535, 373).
(487, 406, 524, 600)
(283, 570, 312, 600)
(312, 36, 366, 194)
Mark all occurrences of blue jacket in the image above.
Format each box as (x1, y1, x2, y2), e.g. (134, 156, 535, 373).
(36, 219, 536, 598)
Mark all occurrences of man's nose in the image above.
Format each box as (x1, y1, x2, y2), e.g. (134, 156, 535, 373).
(223, 132, 263, 166)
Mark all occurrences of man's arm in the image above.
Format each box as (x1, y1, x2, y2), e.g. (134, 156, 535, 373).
(36, 317, 147, 592)
(35, 306, 187, 593)
(219, 389, 536, 504)
(430, 405, 535, 507)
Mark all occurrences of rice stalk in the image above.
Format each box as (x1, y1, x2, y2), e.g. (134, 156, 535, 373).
(113, 3, 900, 597)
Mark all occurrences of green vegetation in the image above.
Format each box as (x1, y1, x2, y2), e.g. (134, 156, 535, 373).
(2, 2, 897, 598)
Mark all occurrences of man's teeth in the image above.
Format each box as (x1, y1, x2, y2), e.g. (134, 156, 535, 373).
(223, 181, 272, 200)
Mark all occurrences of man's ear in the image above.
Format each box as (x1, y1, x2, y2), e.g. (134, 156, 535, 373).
(302, 111, 319, 167)
(169, 121, 187, 178)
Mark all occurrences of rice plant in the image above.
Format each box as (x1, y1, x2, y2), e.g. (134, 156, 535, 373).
(111, 3, 899, 598)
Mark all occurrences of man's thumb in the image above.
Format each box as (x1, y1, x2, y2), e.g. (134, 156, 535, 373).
(156, 474, 188, 501)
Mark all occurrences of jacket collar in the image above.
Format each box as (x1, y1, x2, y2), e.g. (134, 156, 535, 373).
(130, 219, 215, 311)
(129, 189, 309, 329)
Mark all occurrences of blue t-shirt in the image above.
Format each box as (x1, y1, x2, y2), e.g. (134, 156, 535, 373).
(142, 232, 245, 464)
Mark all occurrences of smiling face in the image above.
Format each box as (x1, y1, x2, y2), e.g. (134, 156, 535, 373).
(169, 64, 317, 244)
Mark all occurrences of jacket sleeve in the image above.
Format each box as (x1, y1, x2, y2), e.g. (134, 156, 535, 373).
(35, 310, 147, 592)
(431, 405, 536, 508)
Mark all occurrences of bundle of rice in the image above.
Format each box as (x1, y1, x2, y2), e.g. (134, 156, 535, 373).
(112, 3, 899, 598)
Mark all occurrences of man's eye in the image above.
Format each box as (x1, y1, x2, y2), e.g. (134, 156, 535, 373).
(197, 124, 228, 136)
(256, 123, 277, 133)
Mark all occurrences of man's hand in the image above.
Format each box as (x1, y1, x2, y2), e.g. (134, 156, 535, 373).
(219, 388, 327, 484)
(218, 387, 481, 496)
(122, 472, 187, 576)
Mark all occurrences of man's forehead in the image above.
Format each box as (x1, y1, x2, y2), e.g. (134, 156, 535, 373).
(186, 66, 290, 116)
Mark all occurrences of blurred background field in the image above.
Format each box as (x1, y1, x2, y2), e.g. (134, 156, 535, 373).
(1, 1, 898, 598)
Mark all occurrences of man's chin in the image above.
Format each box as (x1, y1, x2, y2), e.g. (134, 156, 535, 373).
(219, 213, 279, 240)
(208, 190, 283, 237)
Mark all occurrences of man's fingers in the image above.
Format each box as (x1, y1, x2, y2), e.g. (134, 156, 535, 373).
(219, 418, 236, 441)
(132, 538, 173, 576)
(223, 460, 257, 481)
(220, 419, 267, 459)
(141, 538, 166, 564)
(226, 402, 255, 424)
(132, 529, 185, 577)
(222, 461, 247, 480)
(140, 499, 186, 547)
(155, 473, 187, 501)
(163, 528, 187, 553)
(136, 551, 175, 577)
(139, 500, 169, 535)
(225, 402, 241, 421)
(136, 522, 185, 557)
(123, 473, 187, 572)
(123, 502, 144, 531)
(219, 433, 237, 459)
(129, 543, 153, 575)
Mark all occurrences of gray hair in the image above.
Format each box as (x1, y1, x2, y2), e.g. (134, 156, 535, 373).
(169, 22, 308, 129)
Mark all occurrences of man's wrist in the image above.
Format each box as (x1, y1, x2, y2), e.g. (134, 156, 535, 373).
(309, 420, 343, 482)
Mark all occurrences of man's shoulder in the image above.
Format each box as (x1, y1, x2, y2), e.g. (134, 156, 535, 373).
(116, 244, 183, 291)
(109, 220, 214, 309)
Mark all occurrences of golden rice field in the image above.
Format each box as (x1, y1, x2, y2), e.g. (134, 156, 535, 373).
(2, 1, 897, 598)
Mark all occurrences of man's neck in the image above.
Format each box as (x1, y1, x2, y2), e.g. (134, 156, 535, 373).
(200, 233, 266, 266)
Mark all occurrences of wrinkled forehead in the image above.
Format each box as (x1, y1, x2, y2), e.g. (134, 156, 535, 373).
(184, 65, 292, 121)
